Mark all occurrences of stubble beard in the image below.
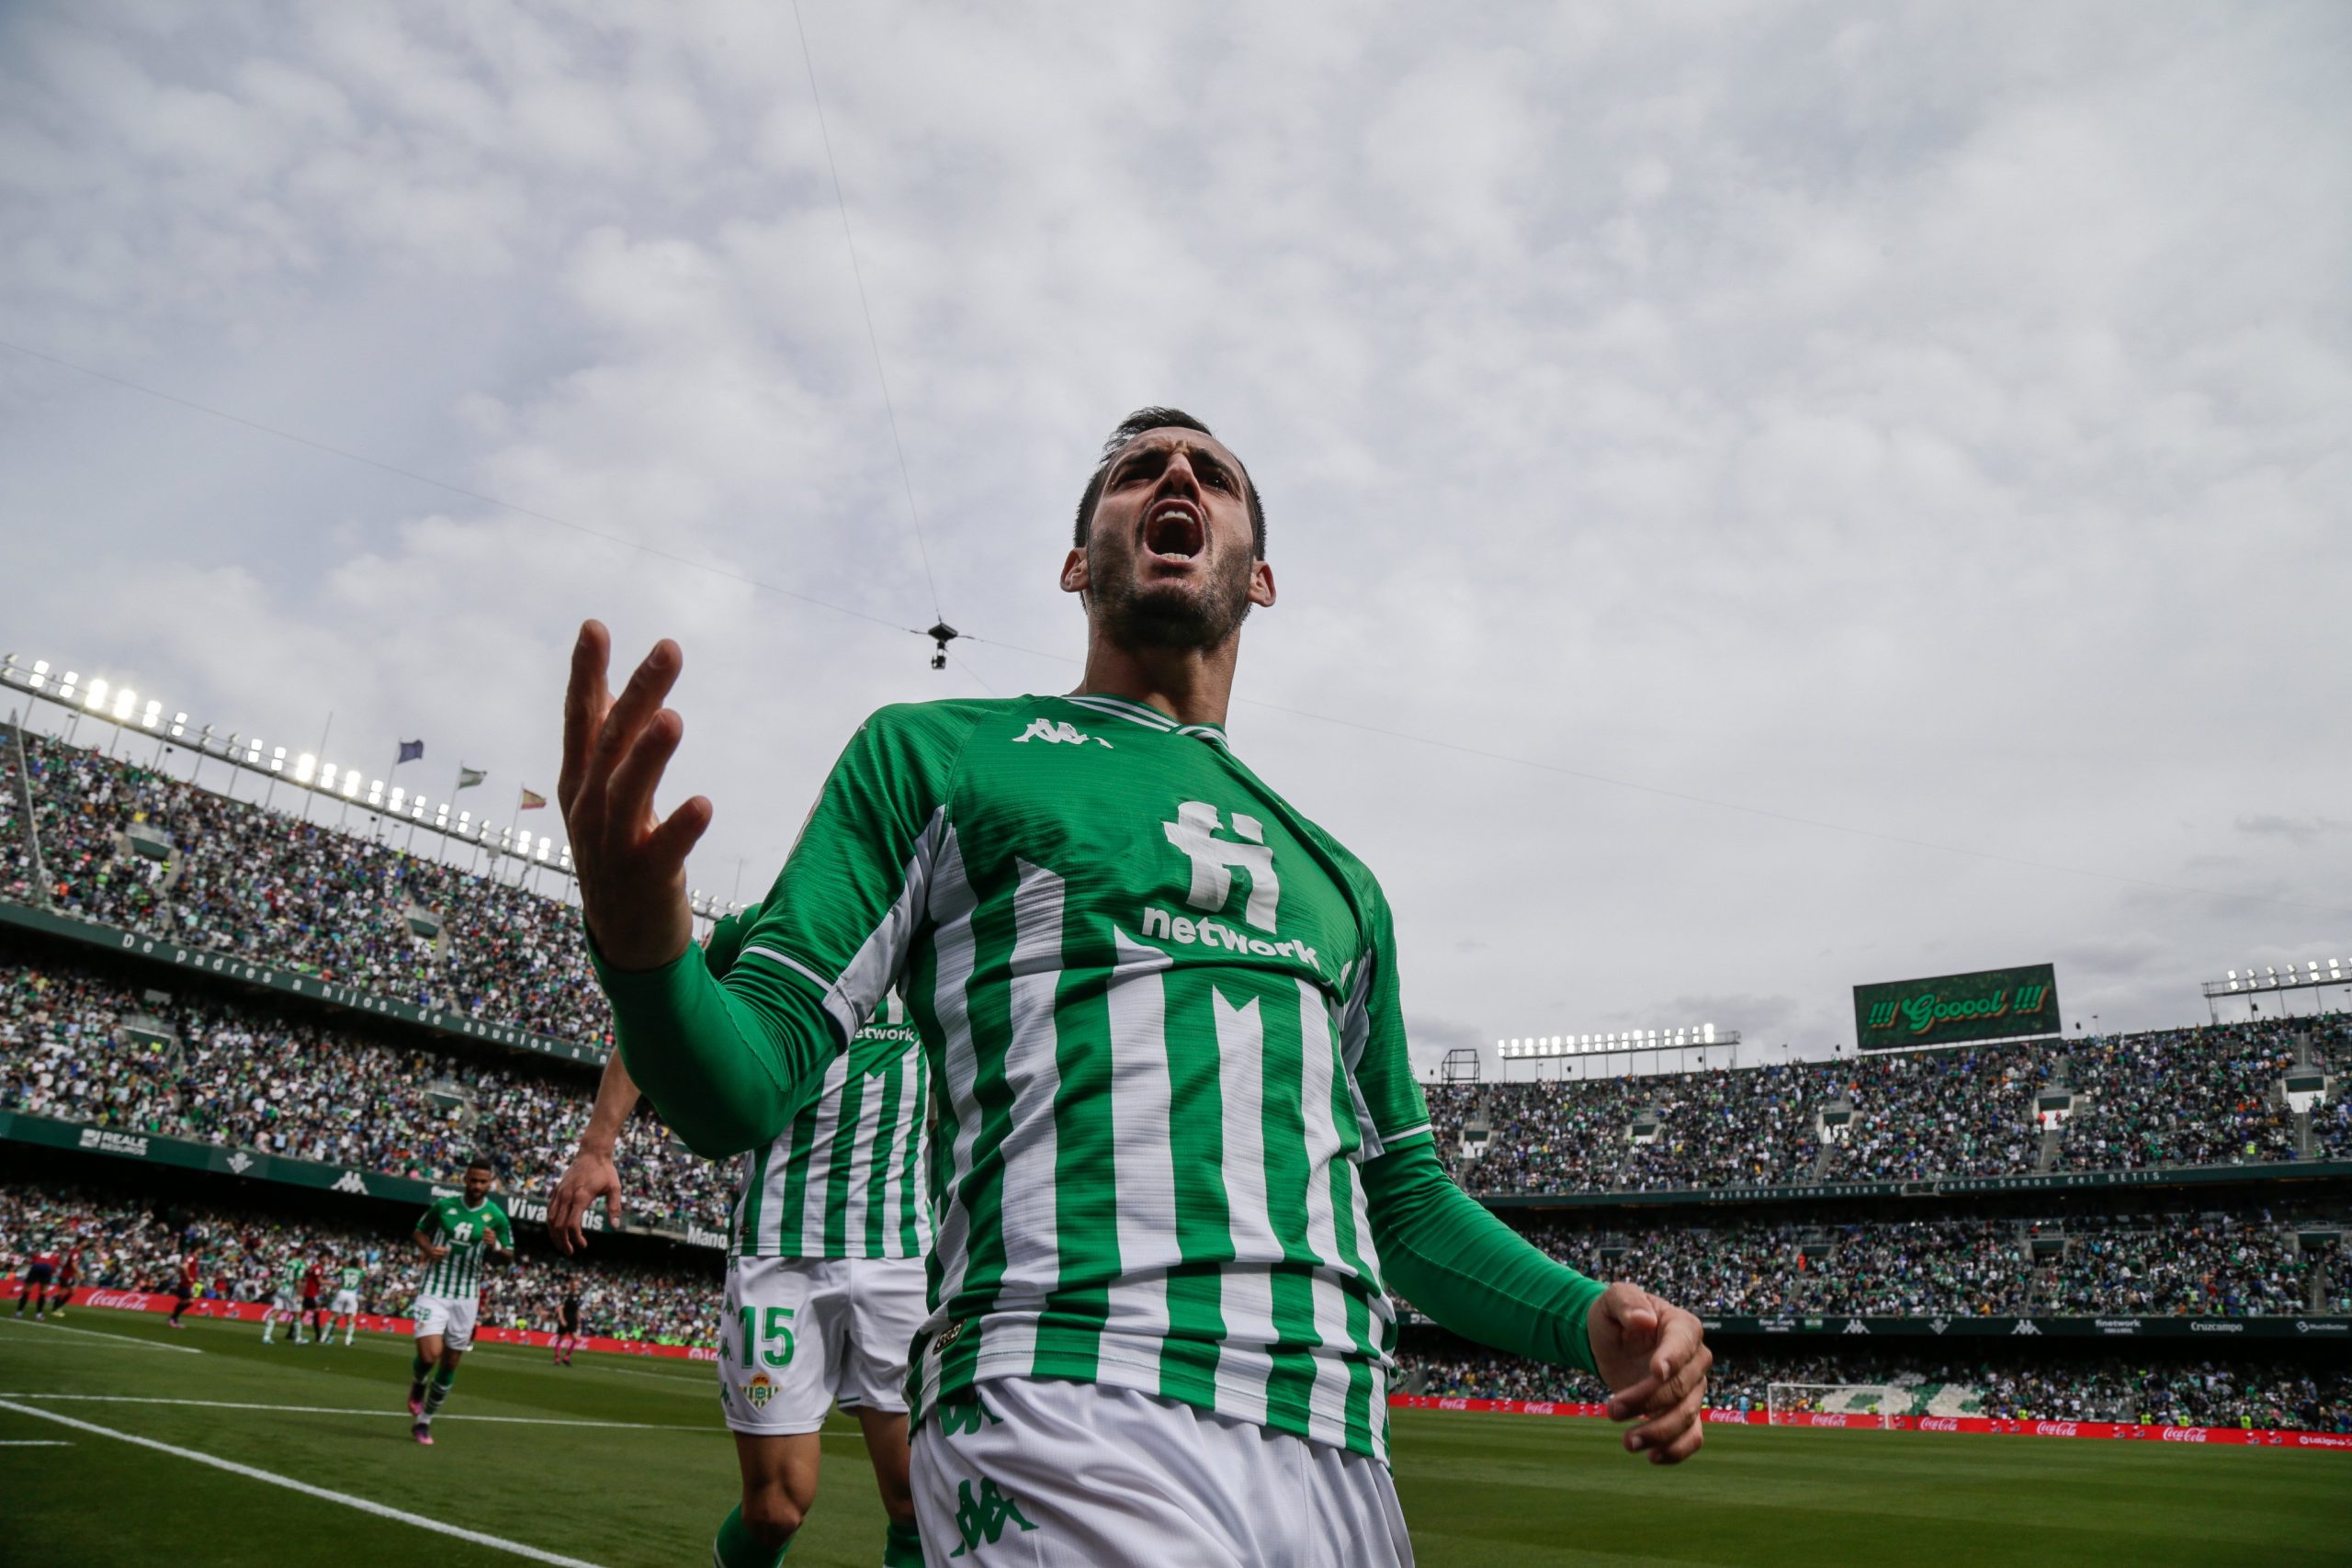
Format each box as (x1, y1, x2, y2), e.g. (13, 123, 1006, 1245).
(1091, 543, 1255, 652)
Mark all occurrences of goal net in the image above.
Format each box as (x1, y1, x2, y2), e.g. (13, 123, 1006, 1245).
(1766, 1382, 1900, 1427)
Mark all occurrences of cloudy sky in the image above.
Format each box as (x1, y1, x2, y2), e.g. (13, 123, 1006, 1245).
(4, 1, 2347, 1075)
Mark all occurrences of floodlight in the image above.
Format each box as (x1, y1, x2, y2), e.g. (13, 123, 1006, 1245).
(388, 787, 405, 812)
(112, 688, 136, 721)
(435, 803, 449, 825)
(85, 678, 108, 711)
(319, 762, 337, 790)
(536, 837, 551, 861)
(342, 771, 362, 798)
(368, 780, 384, 805)
(58, 671, 78, 700)
(297, 754, 317, 784)
(30, 660, 48, 689)
(270, 747, 286, 773)
(560, 846, 571, 864)
(170, 712, 187, 738)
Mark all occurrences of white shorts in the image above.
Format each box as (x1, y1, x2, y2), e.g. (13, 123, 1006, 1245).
(271, 1290, 300, 1312)
(332, 1290, 360, 1315)
(412, 1293, 480, 1350)
(912, 1378, 1412, 1567)
(718, 1255, 927, 1435)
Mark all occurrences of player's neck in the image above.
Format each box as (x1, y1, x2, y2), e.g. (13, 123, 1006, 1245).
(1075, 627, 1240, 730)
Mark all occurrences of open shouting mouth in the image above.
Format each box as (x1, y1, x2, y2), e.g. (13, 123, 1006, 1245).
(1142, 498, 1205, 562)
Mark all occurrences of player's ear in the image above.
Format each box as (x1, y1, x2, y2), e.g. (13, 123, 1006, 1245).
(1250, 558, 1276, 609)
(1059, 547, 1089, 597)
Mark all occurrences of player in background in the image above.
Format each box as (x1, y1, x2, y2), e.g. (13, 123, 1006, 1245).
(408, 1157, 514, 1445)
(13, 1240, 59, 1319)
(551, 1291, 582, 1365)
(300, 1261, 326, 1346)
(551, 963, 931, 1568)
(328, 1256, 366, 1347)
(168, 1250, 201, 1328)
(560, 409, 1711, 1565)
(260, 1253, 308, 1343)
(48, 1242, 82, 1318)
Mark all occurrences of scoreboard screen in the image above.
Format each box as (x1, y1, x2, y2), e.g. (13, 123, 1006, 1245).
(1853, 963, 2060, 1052)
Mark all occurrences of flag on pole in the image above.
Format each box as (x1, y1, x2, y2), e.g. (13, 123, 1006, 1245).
(457, 766, 487, 790)
(395, 739, 424, 765)
(518, 788, 548, 810)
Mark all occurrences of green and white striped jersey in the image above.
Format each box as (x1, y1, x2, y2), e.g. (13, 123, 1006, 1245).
(719, 693, 1433, 1460)
(724, 987, 933, 1259)
(413, 1195, 512, 1300)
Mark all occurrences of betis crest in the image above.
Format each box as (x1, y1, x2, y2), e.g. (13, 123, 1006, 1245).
(746, 1373, 775, 1410)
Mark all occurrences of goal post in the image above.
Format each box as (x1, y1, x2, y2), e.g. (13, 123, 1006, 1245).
(1766, 1382, 1894, 1427)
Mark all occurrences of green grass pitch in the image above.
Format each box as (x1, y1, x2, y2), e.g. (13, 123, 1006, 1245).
(2, 1311, 2345, 1566)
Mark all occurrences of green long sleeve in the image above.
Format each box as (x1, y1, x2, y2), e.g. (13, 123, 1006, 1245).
(589, 931, 842, 1158)
(1363, 1138, 1602, 1374)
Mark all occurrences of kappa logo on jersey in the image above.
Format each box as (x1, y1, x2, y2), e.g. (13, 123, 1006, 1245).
(1012, 716, 1111, 748)
(1162, 801, 1280, 930)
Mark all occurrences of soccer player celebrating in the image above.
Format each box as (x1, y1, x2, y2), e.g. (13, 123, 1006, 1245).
(553, 970, 932, 1568)
(560, 410, 1711, 1565)
(260, 1254, 307, 1344)
(406, 1158, 514, 1445)
(328, 1255, 366, 1347)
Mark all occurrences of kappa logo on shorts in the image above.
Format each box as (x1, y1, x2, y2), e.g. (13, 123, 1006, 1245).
(745, 1372, 775, 1411)
(948, 1479, 1036, 1557)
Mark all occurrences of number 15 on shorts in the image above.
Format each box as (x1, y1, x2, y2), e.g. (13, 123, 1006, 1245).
(739, 1305, 796, 1367)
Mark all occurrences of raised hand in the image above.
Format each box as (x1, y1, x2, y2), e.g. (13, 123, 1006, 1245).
(558, 620, 713, 973)
(1589, 1282, 1712, 1464)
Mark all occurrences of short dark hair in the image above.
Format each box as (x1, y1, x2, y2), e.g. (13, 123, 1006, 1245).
(1073, 407, 1265, 558)
(466, 1156, 495, 1173)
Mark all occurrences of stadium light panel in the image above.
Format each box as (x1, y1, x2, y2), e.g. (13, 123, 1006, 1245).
(112, 687, 136, 721)
(30, 660, 48, 689)
(342, 770, 362, 798)
(85, 678, 108, 711)
(388, 787, 405, 812)
(141, 699, 162, 728)
(318, 762, 336, 790)
(270, 747, 286, 773)
(170, 712, 187, 739)
(368, 780, 384, 806)
(58, 671, 78, 701)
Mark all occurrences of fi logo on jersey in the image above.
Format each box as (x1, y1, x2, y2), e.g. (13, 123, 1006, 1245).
(1138, 802, 1323, 975)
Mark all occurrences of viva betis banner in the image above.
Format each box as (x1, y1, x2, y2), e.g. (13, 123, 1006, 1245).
(0, 898, 610, 1066)
(0, 1281, 720, 1362)
(1385, 1395, 2352, 1451)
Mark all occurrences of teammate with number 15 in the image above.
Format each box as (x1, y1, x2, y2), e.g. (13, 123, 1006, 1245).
(561, 409, 1713, 1565)
(553, 930, 932, 1568)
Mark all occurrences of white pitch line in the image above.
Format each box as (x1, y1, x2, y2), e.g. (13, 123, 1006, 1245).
(0, 1393, 721, 1431)
(0, 1316, 202, 1354)
(0, 1399, 609, 1565)
(0, 1438, 73, 1445)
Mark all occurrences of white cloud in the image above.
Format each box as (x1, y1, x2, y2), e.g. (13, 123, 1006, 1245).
(3, 0, 2348, 1062)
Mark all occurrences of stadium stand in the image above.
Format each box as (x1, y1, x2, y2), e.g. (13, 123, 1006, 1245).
(2, 711, 2346, 1434)
(0, 1179, 719, 1347)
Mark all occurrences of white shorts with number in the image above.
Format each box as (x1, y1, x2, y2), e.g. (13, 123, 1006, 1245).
(718, 1256, 927, 1436)
(411, 1293, 480, 1350)
(331, 1290, 360, 1316)
(911, 1377, 1413, 1567)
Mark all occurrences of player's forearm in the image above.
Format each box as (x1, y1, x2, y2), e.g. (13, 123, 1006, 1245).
(576, 1051, 642, 1156)
(1363, 1139, 1602, 1374)
(590, 936, 836, 1158)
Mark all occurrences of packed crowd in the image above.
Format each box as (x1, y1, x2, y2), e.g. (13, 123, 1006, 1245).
(1433, 1017, 2349, 1194)
(1501, 1213, 2346, 1318)
(5, 728, 613, 1045)
(0, 1181, 722, 1345)
(0, 953, 729, 1234)
(1401, 1347, 2352, 1430)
